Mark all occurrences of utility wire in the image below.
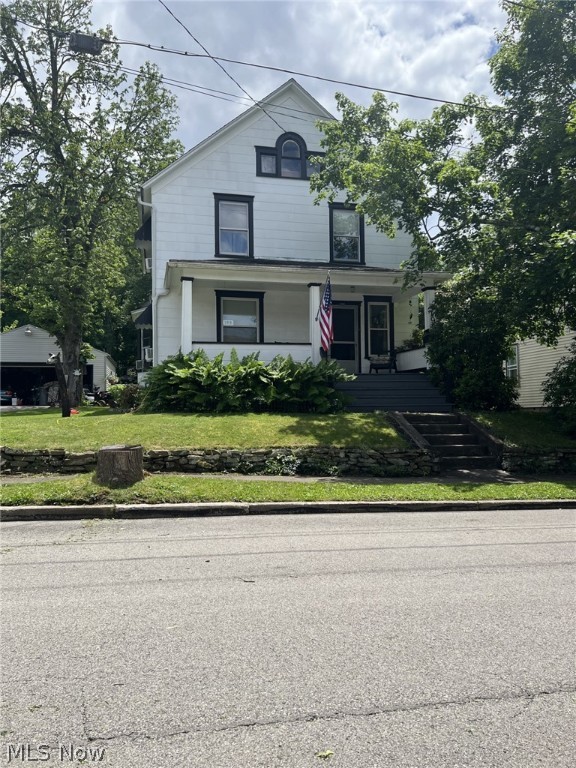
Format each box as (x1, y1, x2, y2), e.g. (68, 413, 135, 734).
(156, 0, 286, 132)
(6, 13, 500, 111)
(92, 60, 316, 123)
(111, 38, 506, 113)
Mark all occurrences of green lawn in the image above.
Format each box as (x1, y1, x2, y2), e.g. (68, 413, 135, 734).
(2, 474, 575, 506)
(473, 410, 576, 449)
(0, 409, 405, 451)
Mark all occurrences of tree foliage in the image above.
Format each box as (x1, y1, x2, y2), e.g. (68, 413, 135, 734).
(426, 278, 519, 411)
(311, 0, 575, 407)
(0, 0, 183, 408)
(543, 341, 576, 436)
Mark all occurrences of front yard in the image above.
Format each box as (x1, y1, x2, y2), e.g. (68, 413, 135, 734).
(0, 408, 405, 451)
(2, 408, 575, 507)
(473, 410, 576, 449)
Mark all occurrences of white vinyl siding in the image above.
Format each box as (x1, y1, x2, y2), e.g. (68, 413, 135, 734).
(0, 325, 115, 391)
(149, 92, 412, 270)
(516, 331, 575, 408)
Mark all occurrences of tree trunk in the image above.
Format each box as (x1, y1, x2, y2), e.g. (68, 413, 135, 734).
(96, 445, 144, 488)
(60, 332, 82, 407)
(50, 353, 71, 418)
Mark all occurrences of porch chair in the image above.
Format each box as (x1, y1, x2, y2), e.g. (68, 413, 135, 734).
(369, 352, 397, 374)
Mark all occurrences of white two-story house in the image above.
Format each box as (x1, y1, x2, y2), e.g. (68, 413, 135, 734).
(135, 79, 449, 375)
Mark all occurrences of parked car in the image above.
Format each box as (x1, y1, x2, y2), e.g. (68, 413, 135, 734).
(0, 389, 15, 405)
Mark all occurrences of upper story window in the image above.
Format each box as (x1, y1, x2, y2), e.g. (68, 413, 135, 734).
(330, 203, 365, 263)
(255, 133, 323, 180)
(214, 193, 254, 258)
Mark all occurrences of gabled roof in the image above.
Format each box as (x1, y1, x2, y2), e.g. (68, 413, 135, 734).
(140, 79, 334, 197)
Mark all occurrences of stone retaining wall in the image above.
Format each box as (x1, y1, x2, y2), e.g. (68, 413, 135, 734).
(502, 448, 576, 474)
(0, 446, 433, 477)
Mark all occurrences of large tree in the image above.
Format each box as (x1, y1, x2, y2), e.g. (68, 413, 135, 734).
(1, 0, 183, 412)
(311, 0, 575, 347)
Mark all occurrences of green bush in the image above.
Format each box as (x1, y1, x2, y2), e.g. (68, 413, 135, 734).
(543, 341, 576, 436)
(426, 281, 518, 411)
(139, 351, 353, 414)
(107, 383, 143, 411)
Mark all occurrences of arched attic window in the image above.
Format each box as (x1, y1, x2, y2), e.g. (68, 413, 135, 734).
(279, 136, 303, 178)
(255, 133, 322, 180)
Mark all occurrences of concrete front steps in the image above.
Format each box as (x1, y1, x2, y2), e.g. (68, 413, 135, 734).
(336, 373, 452, 413)
(401, 412, 499, 470)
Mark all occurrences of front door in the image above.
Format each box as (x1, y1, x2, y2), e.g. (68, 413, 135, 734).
(331, 305, 359, 373)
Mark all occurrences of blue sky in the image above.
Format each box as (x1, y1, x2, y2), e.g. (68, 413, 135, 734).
(92, 0, 507, 149)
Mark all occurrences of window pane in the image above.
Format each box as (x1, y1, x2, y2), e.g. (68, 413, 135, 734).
(333, 236, 359, 261)
(220, 230, 248, 255)
(282, 140, 300, 158)
(220, 201, 248, 228)
(369, 305, 388, 330)
(306, 158, 320, 177)
(222, 297, 258, 343)
(281, 158, 301, 177)
(260, 154, 276, 174)
(370, 330, 388, 356)
(222, 299, 257, 318)
(333, 210, 359, 236)
(223, 326, 258, 344)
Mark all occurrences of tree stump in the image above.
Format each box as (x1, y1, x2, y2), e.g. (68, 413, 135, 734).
(96, 444, 144, 487)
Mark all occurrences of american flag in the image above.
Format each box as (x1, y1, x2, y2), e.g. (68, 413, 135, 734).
(319, 276, 333, 353)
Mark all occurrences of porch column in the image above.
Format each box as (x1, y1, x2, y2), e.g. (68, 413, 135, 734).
(308, 283, 322, 364)
(180, 277, 194, 354)
(423, 287, 436, 331)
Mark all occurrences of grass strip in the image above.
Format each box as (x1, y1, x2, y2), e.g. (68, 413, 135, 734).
(0, 410, 404, 451)
(472, 410, 576, 449)
(2, 474, 575, 506)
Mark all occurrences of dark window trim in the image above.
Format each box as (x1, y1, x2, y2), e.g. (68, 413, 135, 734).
(214, 193, 254, 258)
(255, 133, 324, 179)
(363, 295, 394, 358)
(329, 203, 365, 265)
(215, 290, 265, 343)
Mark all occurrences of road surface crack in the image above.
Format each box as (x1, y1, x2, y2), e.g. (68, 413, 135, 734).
(83, 685, 576, 744)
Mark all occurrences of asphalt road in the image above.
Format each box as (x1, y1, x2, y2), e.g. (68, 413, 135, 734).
(1, 509, 575, 768)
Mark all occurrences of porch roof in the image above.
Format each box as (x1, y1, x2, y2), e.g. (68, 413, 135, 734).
(163, 258, 450, 296)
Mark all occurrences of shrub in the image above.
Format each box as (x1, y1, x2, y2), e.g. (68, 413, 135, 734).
(543, 341, 576, 436)
(139, 351, 354, 414)
(426, 280, 518, 411)
(107, 383, 143, 411)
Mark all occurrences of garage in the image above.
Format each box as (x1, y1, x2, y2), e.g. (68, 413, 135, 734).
(0, 325, 116, 406)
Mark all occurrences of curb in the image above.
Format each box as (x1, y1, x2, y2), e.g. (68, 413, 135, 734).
(2, 499, 576, 521)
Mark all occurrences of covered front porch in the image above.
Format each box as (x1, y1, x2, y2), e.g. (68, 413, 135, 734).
(156, 260, 447, 374)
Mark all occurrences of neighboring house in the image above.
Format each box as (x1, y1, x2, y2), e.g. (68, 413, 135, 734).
(505, 330, 575, 408)
(135, 79, 449, 376)
(0, 325, 116, 404)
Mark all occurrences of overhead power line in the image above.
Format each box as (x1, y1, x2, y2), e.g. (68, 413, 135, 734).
(113, 37, 503, 112)
(156, 0, 286, 132)
(7, 12, 501, 112)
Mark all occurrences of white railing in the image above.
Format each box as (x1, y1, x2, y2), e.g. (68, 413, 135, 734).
(192, 343, 313, 363)
(396, 347, 428, 371)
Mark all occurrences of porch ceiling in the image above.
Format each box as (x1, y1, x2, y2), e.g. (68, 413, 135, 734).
(164, 259, 450, 298)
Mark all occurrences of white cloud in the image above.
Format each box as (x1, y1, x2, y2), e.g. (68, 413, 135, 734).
(91, 0, 508, 147)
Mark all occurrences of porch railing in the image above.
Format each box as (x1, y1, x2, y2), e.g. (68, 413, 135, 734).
(396, 347, 428, 372)
(192, 343, 313, 363)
